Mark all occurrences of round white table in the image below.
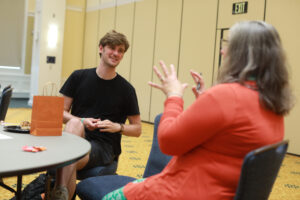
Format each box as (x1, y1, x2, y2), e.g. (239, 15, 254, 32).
(0, 128, 91, 200)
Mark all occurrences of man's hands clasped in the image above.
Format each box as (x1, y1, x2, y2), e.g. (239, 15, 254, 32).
(81, 118, 100, 131)
(81, 118, 122, 133)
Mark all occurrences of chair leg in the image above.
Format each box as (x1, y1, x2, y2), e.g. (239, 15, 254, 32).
(0, 178, 17, 194)
(45, 173, 53, 200)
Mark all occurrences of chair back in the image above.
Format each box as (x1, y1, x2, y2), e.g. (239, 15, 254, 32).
(76, 114, 173, 200)
(77, 159, 118, 180)
(0, 88, 13, 121)
(143, 113, 172, 178)
(2, 85, 11, 94)
(234, 140, 289, 200)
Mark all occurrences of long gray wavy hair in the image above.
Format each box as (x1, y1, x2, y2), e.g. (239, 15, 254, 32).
(218, 21, 293, 115)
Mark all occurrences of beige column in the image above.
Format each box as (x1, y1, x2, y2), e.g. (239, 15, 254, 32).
(29, 0, 66, 104)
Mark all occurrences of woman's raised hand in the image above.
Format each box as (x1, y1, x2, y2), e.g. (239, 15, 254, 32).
(190, 70, 205, 98)
(148, 60, 188, 98)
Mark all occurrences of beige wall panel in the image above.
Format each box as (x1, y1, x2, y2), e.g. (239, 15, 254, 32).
(149, 0, 183, 122)
(28, 0, 35, 13)
(36, 0, 65, 95)
(83, 11, 98, 68)
(62, 10, 85, 79)
(102, 0, 115, 3)
(178, 0, 218, 109)
(25, 16, 34, 74)
(218, 0, 265, 29)
(266, 0, 300, 155)
(212, 30, 221, 83)
(67, 0, 86, 7)
(130, 0, 157, 121)
(96, 7, 116, 65)
(115, 3, 134, 80)
(87, 0, 100, 8)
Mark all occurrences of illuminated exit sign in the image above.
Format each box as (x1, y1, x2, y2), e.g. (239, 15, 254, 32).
(232, 2, 248, 15)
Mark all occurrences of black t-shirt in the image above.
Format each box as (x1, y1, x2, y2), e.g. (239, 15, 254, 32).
(60, 68, 140, 155)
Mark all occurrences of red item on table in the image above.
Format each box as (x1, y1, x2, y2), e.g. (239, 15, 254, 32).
(22, 145, 47, 152)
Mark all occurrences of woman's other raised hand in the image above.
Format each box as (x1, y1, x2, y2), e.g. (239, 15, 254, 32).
(190, 70, 205, 98)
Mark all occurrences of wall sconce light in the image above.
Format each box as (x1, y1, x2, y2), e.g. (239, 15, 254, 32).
(47, 24, 58, 48)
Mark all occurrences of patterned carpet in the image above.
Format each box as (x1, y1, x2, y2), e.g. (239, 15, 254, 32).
(0, 108, 299, 200)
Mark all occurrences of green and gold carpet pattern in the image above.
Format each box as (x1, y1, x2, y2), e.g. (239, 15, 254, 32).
(0, 108, 299, 200)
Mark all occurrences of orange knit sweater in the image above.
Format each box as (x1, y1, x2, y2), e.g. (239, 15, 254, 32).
(124, 83, 284, 200)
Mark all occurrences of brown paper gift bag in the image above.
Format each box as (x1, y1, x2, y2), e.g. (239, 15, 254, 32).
(30, 83, 64, 136)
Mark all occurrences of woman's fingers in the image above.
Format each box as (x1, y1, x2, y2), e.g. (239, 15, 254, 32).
(190, 70, 201, 83)
(159, 60, 170, 77)
(190, 70, 205, 91)
(192, 87, 198, 98)
(154, 61, 177, 83)
(170, 64, 177, 77)
(153, 66, 165, 82)
(150, 60, 187, 97)
(182, 83, 188, 90)
(148, 81, 162, 90)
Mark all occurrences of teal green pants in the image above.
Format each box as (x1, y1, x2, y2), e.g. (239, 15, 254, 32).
(102, 178, 145, 200)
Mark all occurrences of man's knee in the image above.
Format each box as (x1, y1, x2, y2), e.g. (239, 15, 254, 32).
(65, 118, 84, 137)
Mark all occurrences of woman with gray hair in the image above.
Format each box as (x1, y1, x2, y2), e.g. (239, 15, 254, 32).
(103, 21, 293, 200)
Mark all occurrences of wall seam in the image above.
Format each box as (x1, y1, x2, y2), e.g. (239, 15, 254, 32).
(263, 0, 267, 21)
(114, 0, 117, 29)
(96, 0, 102, 66)
(176, 0, 184, 77)
(128, 1, 136, 82)
(81, 0, 88, 69)
(148, 0, 159, 121)
(211, 0, 220, 85)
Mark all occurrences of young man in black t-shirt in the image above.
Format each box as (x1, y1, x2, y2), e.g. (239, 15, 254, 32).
(51, 30, 141, 200)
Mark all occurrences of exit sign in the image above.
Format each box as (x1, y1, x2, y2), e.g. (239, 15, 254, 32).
(232, 2, 248, 15)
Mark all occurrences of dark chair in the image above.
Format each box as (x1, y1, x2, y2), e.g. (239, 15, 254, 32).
(0, 84, 12, 101)
(0, 87, 13, 121)
(234, 140, 289, 200)
(76, 113, 172, 200)
(47, 147, 119, 180)
(76, 157, 119, 180)
(0, 87, 15, 193)
(47, 125, 120, 199)
(77, 115, 288, 200)
(2, 84, 11, 94)
(0, 84, 11, 103)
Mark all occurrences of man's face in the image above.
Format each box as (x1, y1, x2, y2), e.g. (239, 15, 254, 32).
(99, 44, 126, 68)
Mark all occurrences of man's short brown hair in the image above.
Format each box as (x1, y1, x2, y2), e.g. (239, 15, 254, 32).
(99, 30, 130, 52)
